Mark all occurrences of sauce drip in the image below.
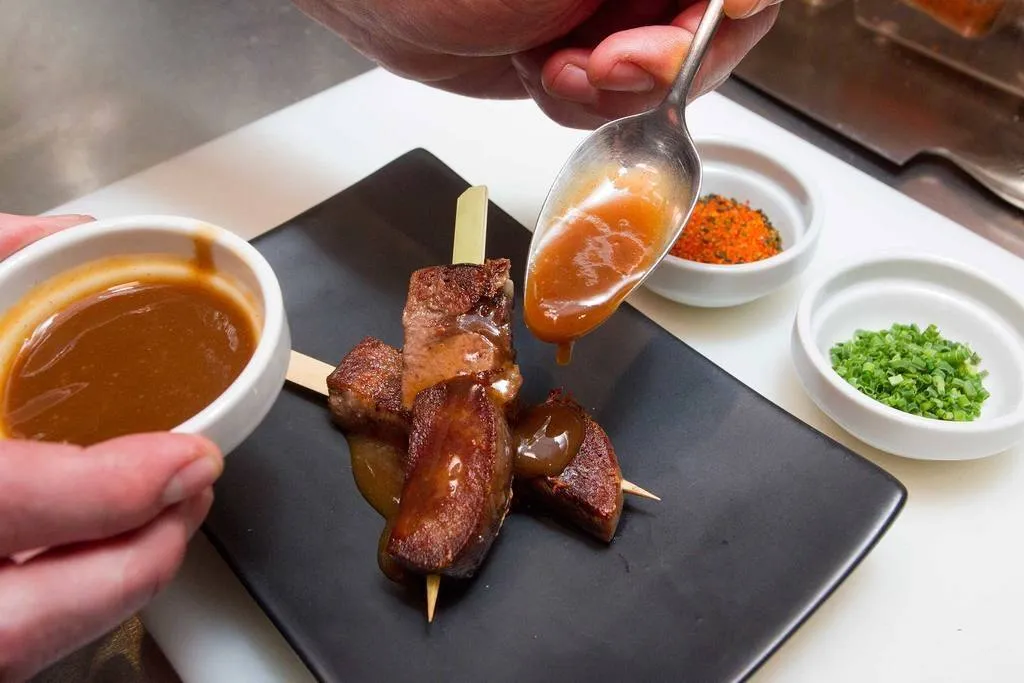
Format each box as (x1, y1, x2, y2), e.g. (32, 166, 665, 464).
(346, 435, 411, 583)
(193, 233, 216, 272)
(524, 164, 677, 364)
(511, 402, 585, 478)
(396, 379, 482, 518)
(347, 435, 406, 519)
(1, 278, 257, 446)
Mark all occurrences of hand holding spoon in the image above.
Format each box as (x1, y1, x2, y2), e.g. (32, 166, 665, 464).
(523, 0, 726, 364)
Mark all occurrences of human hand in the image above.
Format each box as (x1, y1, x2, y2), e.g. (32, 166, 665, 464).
(293, 0, 780, 128)
(0, 213, 94, 260)
(0, 213, 224, 682)
(0, 435, 221, 681)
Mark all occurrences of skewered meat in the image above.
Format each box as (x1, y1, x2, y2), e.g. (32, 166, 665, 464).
(387, 377, 514, 578)
(326, 337, 410, 448)
(327, 337, 412, 583)
(328, 335, 627, 578)
(401, 259, 522, 408)
(521, 391, 624, 543)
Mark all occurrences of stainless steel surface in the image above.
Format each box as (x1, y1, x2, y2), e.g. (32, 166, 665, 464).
(732, 0, 1024, 212)
(719, 77, 1024, 257)
(1, 0, 372, 215)
(854, 0, 1024, 99)
(525, 0, 725, 325)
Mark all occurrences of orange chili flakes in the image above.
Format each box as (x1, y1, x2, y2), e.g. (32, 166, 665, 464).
(669, 194, 782, 265)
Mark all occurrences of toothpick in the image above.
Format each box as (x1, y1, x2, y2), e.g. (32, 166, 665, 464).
(420, 187, 489, 622)
(426, 574, 440, 623)
(284, 350, 661, 505)
(286, 350, 333, 394)
(621, 479, 661, 501)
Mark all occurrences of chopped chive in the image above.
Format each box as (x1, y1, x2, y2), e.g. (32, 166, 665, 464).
(829, 323, 989, 422)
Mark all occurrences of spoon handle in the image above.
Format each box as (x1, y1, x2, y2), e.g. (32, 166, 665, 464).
(665, 0, 727, 109)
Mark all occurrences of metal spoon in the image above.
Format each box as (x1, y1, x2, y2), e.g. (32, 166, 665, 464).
(524, 0, 726, 341)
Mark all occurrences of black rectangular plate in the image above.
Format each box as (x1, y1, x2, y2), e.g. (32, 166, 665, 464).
(204, 149, 906, 683)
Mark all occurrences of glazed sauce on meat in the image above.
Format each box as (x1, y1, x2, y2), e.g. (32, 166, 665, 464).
(346, 435, 411, 582)
(525, 164, 676, 365)
(0, 238, 257, 446)
(512, 402, 585, 478)
(396, 379, 487, 521)
(348, 435, 406, 519)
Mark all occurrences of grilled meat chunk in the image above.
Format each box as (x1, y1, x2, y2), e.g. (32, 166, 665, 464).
(401, 259, 522, 408)
(327, 338, 414, 583)
(523, 391, 624, 543)
(327, 337, 410, 448)
(387, 377, 514, 578)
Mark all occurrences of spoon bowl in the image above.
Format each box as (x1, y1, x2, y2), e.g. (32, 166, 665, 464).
(523, 0, 726, 358)
(531, 106, 703, 263)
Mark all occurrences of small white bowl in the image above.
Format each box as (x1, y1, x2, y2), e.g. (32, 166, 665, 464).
(0, 215, 290, 455)
(792, 253, 1024, 460)
(643, 137, 823, 308)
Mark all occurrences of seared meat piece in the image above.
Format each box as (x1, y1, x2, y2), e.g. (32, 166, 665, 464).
(327, 337, 410, 448)
(401, 259, 522, 408)
(387, 377, 514, 578)
(328, 338, 415, 583)
(523, 391, 624, 543)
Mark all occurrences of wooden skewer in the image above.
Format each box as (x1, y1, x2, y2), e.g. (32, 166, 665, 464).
(425, 573, 440, 623)
(621, 479, 661, 501)
(286, 349, 661, 503)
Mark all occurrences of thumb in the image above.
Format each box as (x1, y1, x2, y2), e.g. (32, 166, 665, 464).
(586, 5, 779, 98)
(0, 433, 223, 557)
(0, 213, 94, 261)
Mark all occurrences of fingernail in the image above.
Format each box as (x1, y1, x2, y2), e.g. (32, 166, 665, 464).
(741, 0, 783, 18)
(601, 62, 656, 93)
(162, 450, 223, 506)
(9, 547, 47, 564)
(46, 214, 94, 226)
(549, 64, 598, 104)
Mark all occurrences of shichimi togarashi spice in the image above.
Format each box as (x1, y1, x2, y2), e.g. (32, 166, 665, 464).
(670, 194, 782, 265)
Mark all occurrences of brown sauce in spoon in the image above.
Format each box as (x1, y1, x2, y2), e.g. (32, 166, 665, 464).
(524, 164, 677, 365)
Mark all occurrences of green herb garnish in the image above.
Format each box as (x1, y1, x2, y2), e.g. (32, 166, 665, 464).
(829, 323, 989, 421)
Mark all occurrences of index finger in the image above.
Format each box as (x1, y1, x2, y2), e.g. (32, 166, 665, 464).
(0, 213, 94, 261)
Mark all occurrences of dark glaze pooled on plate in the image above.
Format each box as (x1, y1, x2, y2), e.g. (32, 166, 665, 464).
(524, 164, 675, 365)
(0, 236, 257, 446)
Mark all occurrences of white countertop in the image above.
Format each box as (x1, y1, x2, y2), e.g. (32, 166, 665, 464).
(52, 69, 1024, 683)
